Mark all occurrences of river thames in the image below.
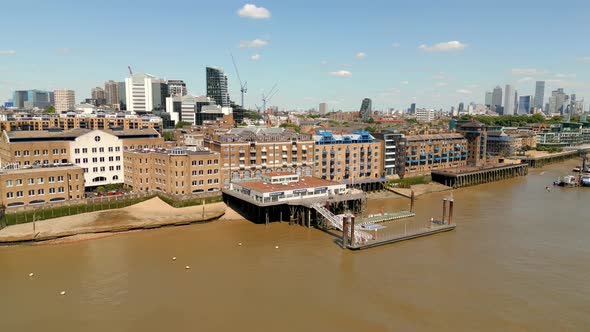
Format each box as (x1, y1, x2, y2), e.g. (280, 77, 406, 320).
(1, 159, 588, 331)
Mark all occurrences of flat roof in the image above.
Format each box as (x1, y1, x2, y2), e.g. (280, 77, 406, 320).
(5, 128, 160, 142)
(265, 172, 298, 177)
(405, 133, 464, 142)
(0, 165, 82, 175)
(235, 176, 342, 194)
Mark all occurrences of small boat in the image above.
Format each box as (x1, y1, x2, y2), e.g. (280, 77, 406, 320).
(581, 175, 590, 187)
(556, 175, 578, 187)
(573, 167, 581, 172)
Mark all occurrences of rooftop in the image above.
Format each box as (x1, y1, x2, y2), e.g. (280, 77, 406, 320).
(405, 133, 465, 142)
(4, 128, 160, 142)
(235, 176, 341, 194)
(0, 163, 82, 175)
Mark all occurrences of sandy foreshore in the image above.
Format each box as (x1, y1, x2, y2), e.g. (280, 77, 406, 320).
(0, 197, 231, 244)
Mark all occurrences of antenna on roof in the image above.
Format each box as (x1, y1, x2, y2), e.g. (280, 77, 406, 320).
(128, 66, 133, 76)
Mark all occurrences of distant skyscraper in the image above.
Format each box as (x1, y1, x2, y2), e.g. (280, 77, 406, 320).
(492, 86, 503, 113)
(168, 80, 187, 96)
(104, 80, 119, 106)
(359, 98, 372, 120)
(410, 103, 416, 114)
(54, 89, 75, 112)
(534, 81, 545, 112)
(319, 102, 327, 114)
(458, 102, 465, 113)
(15, 90, 54, 109)
(504, 84, 515, 115)
(206, 67, 230, 107)
(518, 96, 533, 115)
(548, 88, 567, 115)
(117, 81, 126, 110)
(91, 87, 105, 100)
(485, 91, 492, 107)
(125, 73, 156, 113)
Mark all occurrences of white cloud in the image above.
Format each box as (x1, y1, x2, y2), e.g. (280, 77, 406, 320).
(419, 41, 467, 52)
(391, 42, 401, 48)
(237, 4, 271, 19)
(435, 82, 448, 87)
(465, 84, 480, 88)
(0, 50, 16, 55)
(456, 89, 472, 94)
(511, 68, 547, 75)
(400, 81, 409, 85)
(250, 53, 261, 61)
(518, 77, 534, 83)
(555, 73, 576, 78)
(239, 39, 268, 48)
(576, 56, 590, 62)
(355, 52, 367, 59)
(330, 70, 352, 77)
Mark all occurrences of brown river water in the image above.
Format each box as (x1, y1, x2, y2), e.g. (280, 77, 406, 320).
(1, 159, 589, 331)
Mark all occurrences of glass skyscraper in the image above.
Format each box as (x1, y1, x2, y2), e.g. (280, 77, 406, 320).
(534, 81, 545, 112)
(206, 67, 230, 107)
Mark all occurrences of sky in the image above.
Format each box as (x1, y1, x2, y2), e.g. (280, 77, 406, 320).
(1, 0, 590, 112)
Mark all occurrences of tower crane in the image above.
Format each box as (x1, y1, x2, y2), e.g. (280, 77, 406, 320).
(231, 54, 247, 108)
(262, 83, 278, 114)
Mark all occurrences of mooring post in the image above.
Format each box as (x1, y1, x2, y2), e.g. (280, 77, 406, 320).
(342, 215, 350, 249)
(448, 199, 454, 225)
(442, 198, 448, 224)
(350, 214, 355, 247)
(410, 190, 415, 212)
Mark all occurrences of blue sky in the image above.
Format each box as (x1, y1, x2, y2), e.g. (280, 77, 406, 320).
(1, 0, 590, 111)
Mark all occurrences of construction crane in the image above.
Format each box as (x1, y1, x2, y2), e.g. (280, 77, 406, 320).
(262, 83, 278, 114)
(128, 66, 133, 76)
(230, 54, 247, 108)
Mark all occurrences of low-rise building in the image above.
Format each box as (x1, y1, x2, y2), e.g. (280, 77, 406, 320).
(0, 164, 84, 208)
(487, 130, 537, 157)
(229, 172, 346, 204)
(204, 127, 315, 188)
(312, 130, 384, 185)
(0, 114, 163, 133)
(404, 133, 468, 176)
(0, 128, 163, 189)
(123, 146, 221, 194)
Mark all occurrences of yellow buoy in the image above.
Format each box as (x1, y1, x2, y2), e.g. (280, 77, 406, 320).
(60, 291, 66, 296)
(185, 265, 190, 270)
(28, 273, 34, 277)
(172, 257, 177, 261)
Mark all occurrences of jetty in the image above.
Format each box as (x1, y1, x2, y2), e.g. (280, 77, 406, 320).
(431, 163, 528, 189)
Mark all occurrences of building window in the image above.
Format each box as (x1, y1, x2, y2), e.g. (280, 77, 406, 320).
(43, 149, 48, 155)
(109, 166, 114, 171)
(16, 191, 23, 198)
(100, 167, 105, 172)
(116, 156, 120, 161)
(61, 149, 66, 154)
(37, 177, 44, 184)
(192, 161, 197, 166)
(94, 136, 101, 142)
(38, 189, 44, 195)
(34, 150, 40, 156)
(115, 147, 120, 152)
(28, 178, 34, 185)
(14, 151, 20, 157)
(49, 188, 55, 194)
(198, 170, 203, 175)
(207, 169, 212, 174)
(92, 148, 97, 153)
(6, 192, 13, 199)
(199, 160, 204, 165)
(16, 179, 22, 186)
(74, 148, 80, 154)
(5, 180, 13, 187)
(28, 190, 35, 196)
(116, 166, 121, 171)
(48, 176, 55, 183)
(108, 147, 113, 152)
(82, 148, 88, 153)
(109, 156, 114, 162)
(58, 187, 65, 193)
(207, 160, 212, 165)
(99, 147, 104, 153)
(24, 151, 29, 156)
(75, 158, 81, 163)
(58, 176, 64, 182)
(83, 158, 88, 163)
(83, 168, 88, 173)
(100, 157, 105, 162)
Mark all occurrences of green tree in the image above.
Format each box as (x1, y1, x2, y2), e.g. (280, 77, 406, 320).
(162, 131, 174, 141)
(96, 186, 105, 195)
(175, 121, 191, 129)
(43, 106, 56, 114)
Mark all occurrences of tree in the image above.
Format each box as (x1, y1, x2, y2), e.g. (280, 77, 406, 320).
(162, 131, 174, 141)
(364, 117, 375, 124)
(96, 186, 105, 195)
(43, 106, 56, 114)
(175, 121, 191, 129)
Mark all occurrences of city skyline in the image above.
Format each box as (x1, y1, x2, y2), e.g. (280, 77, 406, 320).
(1, 0, 590, 111)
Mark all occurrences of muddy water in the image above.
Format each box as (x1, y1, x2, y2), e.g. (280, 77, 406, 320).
(1, 160, 589, 331)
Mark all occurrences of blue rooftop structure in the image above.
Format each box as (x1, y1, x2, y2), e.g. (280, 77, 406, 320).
(313, 130, 376, 145)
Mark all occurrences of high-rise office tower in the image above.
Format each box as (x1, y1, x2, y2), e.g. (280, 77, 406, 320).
(458, 102, 465, 113)
(492, 86, 503, 113)
(125, 73, 156, 113)
(91, 87, 105, 100)
(548, 88, 567, 115)
(206, 67, 230, 107)
(485, 91, 492, 107)
(319, 102, 327, 114)
(17, 90, 54, 109)
(359, 98, 372, 120)
(117, 82, 126, 110)
(168, 80, 187, 96)
(151, 80, 168, 111)
(54, 89, 75, 112)
(534, 81, 545, 111)
(104, 80, 119, 106)
(12, 91, 29, 108)
(518, 96, 533, 115)
(410, 103, 416, 114)
(503, 84, 515, 115)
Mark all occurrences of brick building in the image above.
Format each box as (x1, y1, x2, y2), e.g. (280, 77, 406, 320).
(404, 133, 468, 176)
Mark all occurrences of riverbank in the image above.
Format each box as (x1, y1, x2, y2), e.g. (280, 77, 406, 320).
(0, 197, 227, 244)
